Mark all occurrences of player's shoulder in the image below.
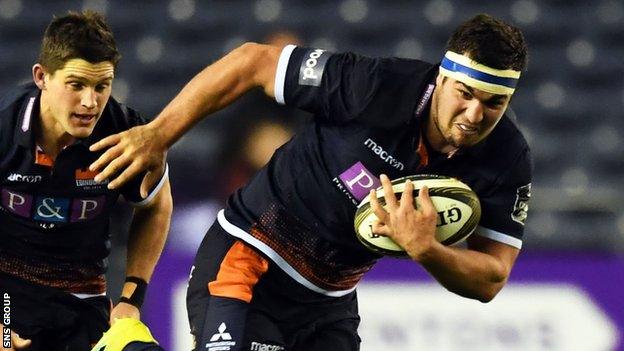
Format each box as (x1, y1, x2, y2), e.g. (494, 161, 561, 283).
(0, 83, 37, 123)
(376, 56, 437, 78)
(375, 56, 438, 98)
(370, 57, 438, 100)
(295, 44, 437, 85)
(0, 83, 38, 145)
(355, 57, 437, 127)
(492, 108, 531, 156)
(478, 108, 532, 179)
(335, 50, 437, 86)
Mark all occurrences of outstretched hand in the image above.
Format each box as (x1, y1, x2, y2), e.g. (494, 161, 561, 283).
(89, 124, 167, 198)
(369, 174, 438, 261)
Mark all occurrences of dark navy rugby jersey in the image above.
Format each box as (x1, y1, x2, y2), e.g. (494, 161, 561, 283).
(0, 83, 168, 295)
(222, 45, 532, 296)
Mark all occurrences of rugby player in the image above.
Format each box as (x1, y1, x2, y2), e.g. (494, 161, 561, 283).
(91, 14, 531, 351)
(0, 11, 172, 350)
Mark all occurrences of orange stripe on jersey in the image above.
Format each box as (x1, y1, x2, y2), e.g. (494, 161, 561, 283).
(208, 241, 269, 303)
(416, 135, 429, 168)
(35, 148, 54, 167)
(75, 168, 99, 180)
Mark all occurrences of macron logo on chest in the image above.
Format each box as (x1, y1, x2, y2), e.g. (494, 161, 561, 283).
(364, 138, 405, 171)
(6, 173, 43, 183)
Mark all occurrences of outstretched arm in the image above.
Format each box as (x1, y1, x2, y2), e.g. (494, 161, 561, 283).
(110, 180, 173, 323)
(89, 43, 283, 194)
(369, 174, 519, 302)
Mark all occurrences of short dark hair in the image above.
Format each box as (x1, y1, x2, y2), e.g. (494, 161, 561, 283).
(38, 10, 120, 74)
(446, 14, 528, 72)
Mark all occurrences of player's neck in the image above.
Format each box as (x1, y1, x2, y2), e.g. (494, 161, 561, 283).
(37, 102, 75, 160)
(424, 96, 458, 155)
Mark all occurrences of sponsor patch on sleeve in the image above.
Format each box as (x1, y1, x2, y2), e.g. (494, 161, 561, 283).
(298, 48, 330, 87)
(511, 183, 531, 225)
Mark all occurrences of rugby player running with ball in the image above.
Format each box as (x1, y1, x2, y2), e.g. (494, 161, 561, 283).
(91, 14, 532, 351)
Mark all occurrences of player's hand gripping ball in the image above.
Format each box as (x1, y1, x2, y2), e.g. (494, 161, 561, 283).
(354, 174, 481, 257)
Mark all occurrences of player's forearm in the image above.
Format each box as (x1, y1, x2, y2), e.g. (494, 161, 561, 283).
(415, 242, 510, 302)
(123, 182, 172, 289)
(151, 42, 280, 148)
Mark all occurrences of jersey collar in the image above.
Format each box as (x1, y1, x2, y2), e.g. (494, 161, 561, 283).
(14, 87, 41, 148)
(14, 85, 105, 150)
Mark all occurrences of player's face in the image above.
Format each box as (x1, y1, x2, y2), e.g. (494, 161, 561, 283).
(428, 75, 510, 152)
(37, 59, 114, 139)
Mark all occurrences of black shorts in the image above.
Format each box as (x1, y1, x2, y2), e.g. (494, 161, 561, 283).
(0, 272, 110, 351)
(187, 221, 361, 351)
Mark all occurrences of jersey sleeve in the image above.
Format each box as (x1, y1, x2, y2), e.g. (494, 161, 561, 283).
(475, 148, 533, 249)
(274, 45, 435, 127)
(114, 105, 170, 206)
(274, 45, 382, 123)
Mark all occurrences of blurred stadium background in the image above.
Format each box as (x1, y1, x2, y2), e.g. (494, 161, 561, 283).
(1, 0, 623, 350)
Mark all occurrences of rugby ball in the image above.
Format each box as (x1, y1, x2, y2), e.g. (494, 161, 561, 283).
(354, 174, 481, 257)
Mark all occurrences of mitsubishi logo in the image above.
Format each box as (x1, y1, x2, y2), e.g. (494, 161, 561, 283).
(210, 323, 232, 342)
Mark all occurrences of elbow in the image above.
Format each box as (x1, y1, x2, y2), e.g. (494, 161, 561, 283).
(476, 287, 500, 303)
(223, 42, 264, 77)
(235, 42, 262, 56)
(234, 42, 269, 66)
(233, 42, 282, 93)
(456, 274, 508, 303)
(451, 283, 502, 303)
(453, 284, 502, 303)
(477, 257, 513, 303)
(476, 276, 507, 303)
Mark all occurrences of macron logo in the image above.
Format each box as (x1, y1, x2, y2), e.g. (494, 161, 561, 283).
(6, 173, 42, 183)
(251, 342, 285, 351)
(364, 138, 404, 170)
(210, 322, 232, 342)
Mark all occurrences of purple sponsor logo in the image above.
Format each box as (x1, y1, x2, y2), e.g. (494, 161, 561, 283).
(70, 196, 105, 222)
(0, 188, 106, 223)
(33, 197, 70, 223)
(338, 162, 381, 202)
(1, 188, 33, 218)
